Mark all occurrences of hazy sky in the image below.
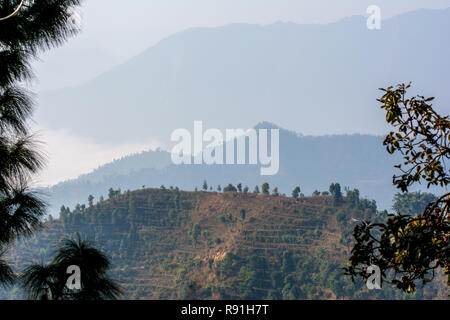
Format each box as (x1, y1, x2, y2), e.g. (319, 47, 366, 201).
(31, 0, 450, 186)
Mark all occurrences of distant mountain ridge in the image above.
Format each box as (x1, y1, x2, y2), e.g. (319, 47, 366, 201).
(36, 8, 450, 145)
(42, 122, 437, 215)
(74, 148, 171, 184)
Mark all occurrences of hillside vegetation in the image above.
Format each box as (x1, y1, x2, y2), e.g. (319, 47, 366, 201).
(5, 188, 447, 299)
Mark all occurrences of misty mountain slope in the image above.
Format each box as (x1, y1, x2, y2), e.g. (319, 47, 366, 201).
(41, 123, 425, 215)
(73, 148, 171, 184)
(36, 8, 450, 145)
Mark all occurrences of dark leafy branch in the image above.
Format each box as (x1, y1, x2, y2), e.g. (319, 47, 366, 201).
(379, 83, 449, 192)
(0, 0, 83, 288)
(345, 213, 449, 293)
(345, 84, 449, 294)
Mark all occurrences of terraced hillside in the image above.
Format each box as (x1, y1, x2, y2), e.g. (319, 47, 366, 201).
(4, 188, 448, 299)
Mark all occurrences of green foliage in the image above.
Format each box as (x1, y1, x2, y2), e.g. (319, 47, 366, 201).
(223, 184, 237, 192)
(190, 223, 201, 242)
(292, 186, 301, 199)
(281, 250, 294, 274)
(379, 83, 449, 191)
(0, 0, 83, 288)
(4, 186, 445, 300)
(347, 84, 450, 294)
(261, 182, 270, 195)
(108, 188, 121, 199)
(392, 192, 437, 215)
(346, 189, 360, 208)
(201, 230, 210, 239)
(218, 214, 228, 224)
(329, 183, 343, 206)
(87, 195, 94, 207)
(0, 249, 15, 287)
(215, 248, 408, 300)
(21, 235, 122, 300)
(346, 215, 449, 293)
(272, 187, 280, 196)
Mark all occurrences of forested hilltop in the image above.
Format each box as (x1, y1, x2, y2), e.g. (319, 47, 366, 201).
(3, 187, 447, 299)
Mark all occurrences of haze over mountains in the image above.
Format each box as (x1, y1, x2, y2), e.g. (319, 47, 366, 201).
(36, 8, 450, 147)
(35, 8, 449, 216)
(42, 122, 441, 216)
